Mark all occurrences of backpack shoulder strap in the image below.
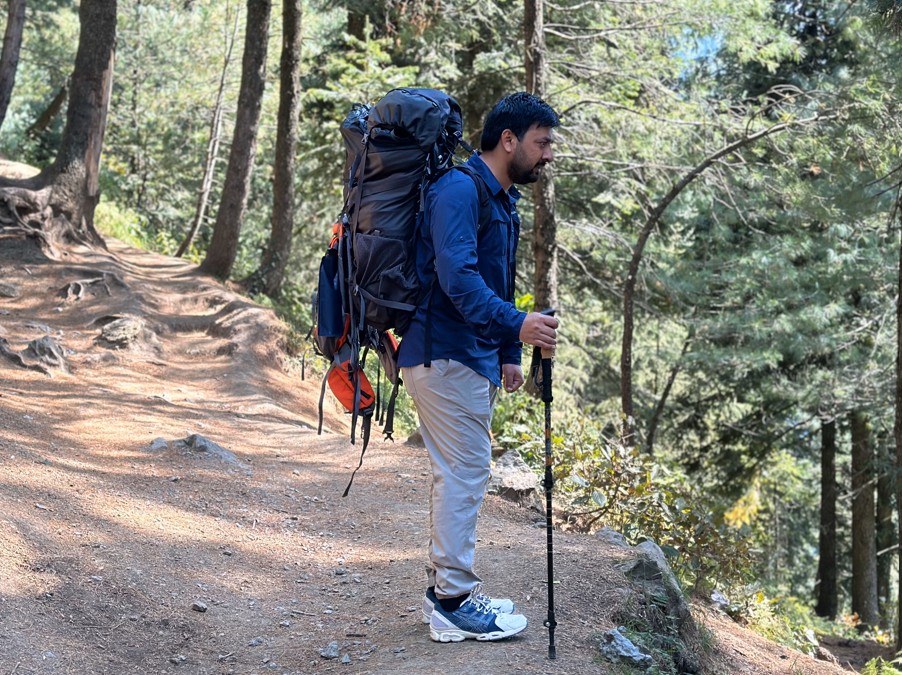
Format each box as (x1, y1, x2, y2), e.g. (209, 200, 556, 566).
(424, 162, 492, 368)
(450, 163, 492, 233)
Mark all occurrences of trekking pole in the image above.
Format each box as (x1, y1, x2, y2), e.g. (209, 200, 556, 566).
(541, 346, 557, 659)
(533, 307, 558, 659)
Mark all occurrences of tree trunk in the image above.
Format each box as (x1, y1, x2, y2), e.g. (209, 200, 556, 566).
(896, 193, 902, 648)
(347, 9, 365, 40)
(25, 84, 68, 138)
(245, 0, 301, 297)
(458, 35, 494, 147)
(0, 0, 26, 131)
(49, 0, 116, 223)
(200, 0, 271, 279)
(0, 0, 115, 254)
(644, 333, 691, 456)
(176, 6, 241, 259)
(814, 416, 838, 619)
(876, 434, 895, 629)
(524, 0, 557, 312)
(531, 166, 556, 308)
(850, 409, 879, 631)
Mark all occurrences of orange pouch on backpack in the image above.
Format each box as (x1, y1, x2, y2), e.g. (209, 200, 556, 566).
(327, 360, 376, 416)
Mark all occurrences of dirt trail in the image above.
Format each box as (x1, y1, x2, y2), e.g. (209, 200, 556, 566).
(0, 232, 882, 674)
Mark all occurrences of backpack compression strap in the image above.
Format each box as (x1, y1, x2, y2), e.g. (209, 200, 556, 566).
(342, 414, 371, 497)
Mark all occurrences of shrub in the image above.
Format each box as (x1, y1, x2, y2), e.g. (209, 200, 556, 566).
(492, 406, 755, 593)
(94, 201, 151, 249)
(861, 657, 902, 675)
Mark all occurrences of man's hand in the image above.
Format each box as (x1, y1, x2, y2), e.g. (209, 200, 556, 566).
(502, 363, 524, 393)
(519, 312, 559, 351)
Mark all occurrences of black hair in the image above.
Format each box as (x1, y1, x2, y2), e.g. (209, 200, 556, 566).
(480, 92, 560, 152)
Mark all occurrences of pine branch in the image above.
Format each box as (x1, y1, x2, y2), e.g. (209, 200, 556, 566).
(620, 106, 845, 446)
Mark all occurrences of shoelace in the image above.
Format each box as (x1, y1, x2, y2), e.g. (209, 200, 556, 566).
(466, 587, 495, 614)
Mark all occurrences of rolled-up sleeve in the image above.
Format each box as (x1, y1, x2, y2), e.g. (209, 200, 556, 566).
(428, 176, 525, 344)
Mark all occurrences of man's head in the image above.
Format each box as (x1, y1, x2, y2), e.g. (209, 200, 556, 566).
(480, 92, 560, 187)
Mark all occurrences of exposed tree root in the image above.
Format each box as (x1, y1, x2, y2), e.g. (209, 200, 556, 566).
(0, 336, 52, 375)
(0, 187, 59, 258)
(22, 336, 69, 373)
(0, 176, 106, 259)
(59, 271, 123, 301)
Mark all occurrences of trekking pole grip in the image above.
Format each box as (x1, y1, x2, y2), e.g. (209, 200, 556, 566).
(539, 308, 555, 403)
(541, 354, 553, 403)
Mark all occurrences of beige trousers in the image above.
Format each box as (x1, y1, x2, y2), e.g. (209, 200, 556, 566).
(401, 359, 497, 599)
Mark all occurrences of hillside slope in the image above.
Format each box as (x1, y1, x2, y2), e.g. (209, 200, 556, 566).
(0, 230, 876, 674)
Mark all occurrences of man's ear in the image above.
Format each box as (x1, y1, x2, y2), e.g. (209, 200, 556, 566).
(501, 129, 517, 153)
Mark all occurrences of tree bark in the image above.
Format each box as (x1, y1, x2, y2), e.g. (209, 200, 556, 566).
(25, 84, 68, 138)
(850, 409, 879, 631)
(525, 0, 557, 312)
(0, 0, 115, 254)
(896, 193, 902, 648)
(459, 38, 489, 146)
(245, 0, 301, 297)
(876, 434, 895, 629)
(814, 416, 838, 619)
(200, 0, 271, 279)
(0, 0, 26, 131)
(347, 9, 365, 40)
(44, 0, 116, 248)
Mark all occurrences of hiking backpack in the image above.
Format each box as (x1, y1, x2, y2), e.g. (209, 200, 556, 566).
(313, 87, 488, 495)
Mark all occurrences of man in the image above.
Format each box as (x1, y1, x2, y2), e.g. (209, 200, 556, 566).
(398, 92, 561, 642)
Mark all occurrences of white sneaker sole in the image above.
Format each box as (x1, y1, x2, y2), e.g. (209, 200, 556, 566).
(429, 623, 527, 642)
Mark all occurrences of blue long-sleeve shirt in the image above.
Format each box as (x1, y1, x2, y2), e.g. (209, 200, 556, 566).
(397, 154, 526, 386)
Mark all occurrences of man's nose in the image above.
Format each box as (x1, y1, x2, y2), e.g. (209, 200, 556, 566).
(543, 146, 554, 163)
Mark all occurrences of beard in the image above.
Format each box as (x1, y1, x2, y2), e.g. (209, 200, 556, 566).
(509, 146, 546, 185)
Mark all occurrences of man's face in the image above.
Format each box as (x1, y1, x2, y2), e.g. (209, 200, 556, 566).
(509, 125, 555, 185)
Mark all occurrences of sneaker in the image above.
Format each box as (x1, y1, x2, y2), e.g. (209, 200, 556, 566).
(429, 592, 527, 642)
(421, 586, 516, 624)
